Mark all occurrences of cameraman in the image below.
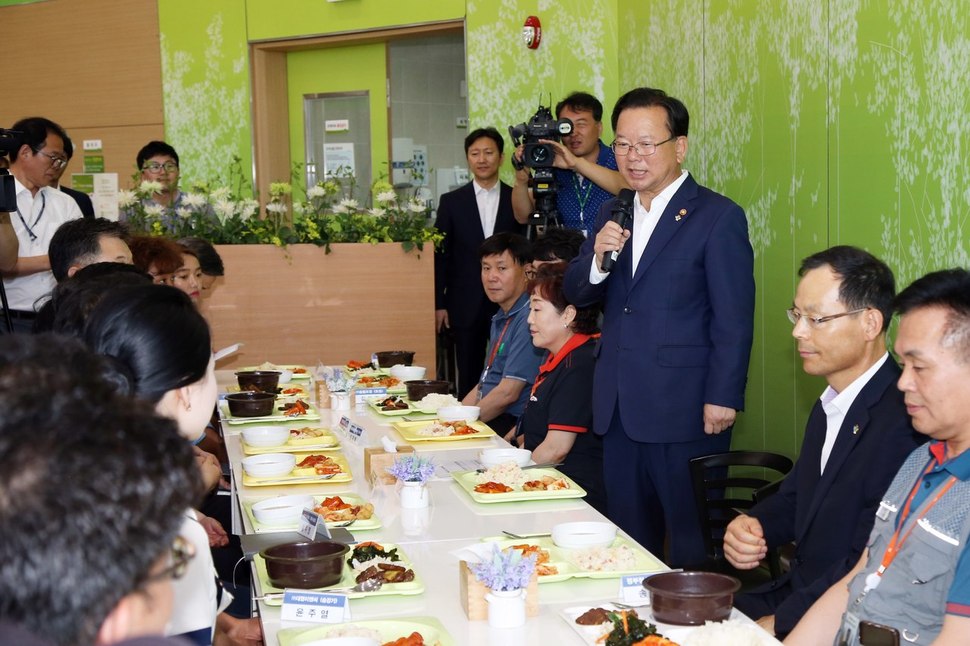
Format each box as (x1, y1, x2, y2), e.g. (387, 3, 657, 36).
(512, 92, 626, 237)
(0, 157, 18, 272)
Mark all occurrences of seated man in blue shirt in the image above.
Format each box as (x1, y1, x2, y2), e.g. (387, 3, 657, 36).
(786, 268, 970, 646)
(461, 232, 543, 437)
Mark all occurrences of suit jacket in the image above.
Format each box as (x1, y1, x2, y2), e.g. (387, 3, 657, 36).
(563, 174, 755, 442)
(60, 185, 95, 218)
(433, 181, 523, 328)
(749, 358, 925, 634)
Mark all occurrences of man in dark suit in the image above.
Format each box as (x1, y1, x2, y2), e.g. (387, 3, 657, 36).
(723, 246, 924, 638)
(563, 87, 755, 567)
(434, 127, 525, 396)
(53, 132, 95, 218)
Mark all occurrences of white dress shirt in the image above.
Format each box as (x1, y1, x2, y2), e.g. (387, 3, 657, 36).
(818, 353, 889, 474)
(473, 179, 500, 238)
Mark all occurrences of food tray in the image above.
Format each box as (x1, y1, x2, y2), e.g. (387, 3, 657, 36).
(237, 364, 311, 380)
(278, 616, 453, 646)
(253, 543, 424, 606)
(242, 492, 381, 533)
(451, 467, 586, 503)
(366, 397, 415, 417)
(482, 536, 664, 583)
(219, 400, 321, 425)
(560, 605, 775, 645)
(241, 428, 340, 455)
(241, 453, 352, 487)
(392, 419, 496, 442)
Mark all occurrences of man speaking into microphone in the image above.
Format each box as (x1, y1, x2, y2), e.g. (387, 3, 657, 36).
(564, 87, 755, 567)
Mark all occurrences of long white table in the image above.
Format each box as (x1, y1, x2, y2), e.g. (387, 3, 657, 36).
(220, 376, 779, 645)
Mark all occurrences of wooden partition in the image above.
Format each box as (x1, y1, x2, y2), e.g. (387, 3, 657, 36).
(202, 243, 435, 374)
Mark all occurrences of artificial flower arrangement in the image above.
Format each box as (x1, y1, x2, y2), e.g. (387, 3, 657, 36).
(470, 544, 538, 592)
(119, 161, 442, 254)
(322, 370, 357, 395)
(385, 455, 436, 484)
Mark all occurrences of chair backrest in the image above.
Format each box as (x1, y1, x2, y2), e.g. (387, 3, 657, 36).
(689, 450, 794, 562)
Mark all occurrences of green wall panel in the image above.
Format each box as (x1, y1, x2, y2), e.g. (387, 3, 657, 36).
(245, 0, 465, 42)
(286, 44, 389, 187)
(159, 0, 252, 191)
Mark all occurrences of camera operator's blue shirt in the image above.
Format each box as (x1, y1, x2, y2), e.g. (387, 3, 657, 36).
(553, 141, 618, 237)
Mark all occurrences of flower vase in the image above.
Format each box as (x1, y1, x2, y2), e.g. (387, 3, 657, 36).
(485, 588, 527, 628)
(331, 391, 350, 411)
(399, 481, 429, 509)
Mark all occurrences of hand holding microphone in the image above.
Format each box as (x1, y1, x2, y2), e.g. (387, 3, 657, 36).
(599, 189, 635, 272)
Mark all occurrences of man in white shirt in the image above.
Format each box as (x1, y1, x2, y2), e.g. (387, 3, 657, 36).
(434, 127, 525, 396)
(2, 117, 83, 331)
(722, 246, 924, 638)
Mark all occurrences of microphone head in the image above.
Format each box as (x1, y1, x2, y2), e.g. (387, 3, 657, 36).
(617, 188, 635, 207)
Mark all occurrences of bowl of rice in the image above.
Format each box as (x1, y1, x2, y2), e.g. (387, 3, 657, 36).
(643, 571, 741, 625)
(551, 521, 617, 549)
(415, 392, 459, 414)
(480, 447, 532, 468)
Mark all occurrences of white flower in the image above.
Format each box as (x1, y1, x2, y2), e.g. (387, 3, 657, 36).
(307, 185, 327, 199)
(376, 190, 397, 204)
(138, 180, 163, 195)
(332, 203, 348, 214)
(407, 199, 428, 213)
(292, 201, 306, 215)
(266, 202, 288, 215)
(240, 199, 258, 221)
(181, 193, 207, 208)
(176, 207, 192, 219)
(117, 190, 137, 208)
(213, 199, 236, 222)
(368, 207, 386, 217)
(144, 204, 165, 217)
(210, 187, 232, 201)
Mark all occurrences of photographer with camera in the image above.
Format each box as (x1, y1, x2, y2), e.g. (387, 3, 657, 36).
(512, 92, 626, 237)
(0, 143, 21, 273)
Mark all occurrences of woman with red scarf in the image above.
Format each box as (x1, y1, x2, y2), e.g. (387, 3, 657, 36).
(516, 262, 606, 514)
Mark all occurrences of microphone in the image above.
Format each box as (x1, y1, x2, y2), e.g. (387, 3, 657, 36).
(600, 189, 635, 273)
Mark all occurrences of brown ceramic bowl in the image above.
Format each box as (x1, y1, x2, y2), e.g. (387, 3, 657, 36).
(260, 541, 350, 589)
(235, 370, 282, 393)
(404, 379, 451, 401)
(643, 571, 740, 625)
(225, 392, 276, 417)
(374, 350, 415, 367)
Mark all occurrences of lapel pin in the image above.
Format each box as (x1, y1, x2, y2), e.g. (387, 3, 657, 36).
(675, 208, 687, 222)
(852, 424, 860, 435)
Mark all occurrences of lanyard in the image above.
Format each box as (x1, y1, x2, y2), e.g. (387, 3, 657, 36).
(572, 173, 594, 222)
(862, 460, 958, 594)
(15, 191, 46, 242)
(478, 317, 514, 401)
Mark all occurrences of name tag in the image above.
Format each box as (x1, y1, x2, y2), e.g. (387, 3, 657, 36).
(618, 573, 653, 605)
(298, 508, 331, 541)
(355, 387, 387, 408)
(280, 589, 350, 624)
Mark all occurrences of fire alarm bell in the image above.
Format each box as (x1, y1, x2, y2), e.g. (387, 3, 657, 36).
(523, 16, 542, 49)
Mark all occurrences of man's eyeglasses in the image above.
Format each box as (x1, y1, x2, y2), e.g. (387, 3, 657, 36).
(786, 307, 868, 328)
(143, 161, 179, 173)
(35, 149, 68, 170)
(140, 535, 195, 586)
(611, 136, 676, 157)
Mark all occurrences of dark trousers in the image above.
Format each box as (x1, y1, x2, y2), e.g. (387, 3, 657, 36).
(452, 318, 490, 398)
(602, 405, 731, 568)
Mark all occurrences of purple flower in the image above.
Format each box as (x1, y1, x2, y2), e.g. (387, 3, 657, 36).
(385, 455, 435, 483)
(470, 545, 537, 591)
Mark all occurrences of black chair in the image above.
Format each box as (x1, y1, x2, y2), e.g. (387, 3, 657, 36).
(688, 450, 794, 584)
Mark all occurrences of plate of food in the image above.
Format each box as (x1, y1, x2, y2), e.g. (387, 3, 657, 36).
(277, 616, 453, 646)
(392, 419, 496, 442)
(241, 452, 352, 486)
(241, 427, 341, 454)
(355, 373, 405, 393)
(451, 463, 586, 502)
(254, 542, 424, 606)
(219, 399, 321, 425)
(484, 537, 664, 584)
(561, 605, 775, 646)
(243, 492, 381, 533)
(238, 363, 311, 380)
(367, 395, 414, 416)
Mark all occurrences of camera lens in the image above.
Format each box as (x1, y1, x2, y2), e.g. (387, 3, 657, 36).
(530, 146, 550, 164)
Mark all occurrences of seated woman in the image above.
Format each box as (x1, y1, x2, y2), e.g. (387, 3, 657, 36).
(172, 244, 203, 303)
(516, 262, 606, 514)
(129, 235, 184, 285)
(179, 237, 225, 297)
(83, 285, 261, 646)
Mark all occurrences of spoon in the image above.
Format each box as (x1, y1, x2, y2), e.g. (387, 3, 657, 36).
(254, 577, 383, 601)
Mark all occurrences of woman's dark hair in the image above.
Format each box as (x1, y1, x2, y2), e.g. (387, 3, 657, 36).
(83, 285, 211, 403)
(528, 262, 600, 335)
(45, 263, 153, 337)
(178, 236, 225, 276)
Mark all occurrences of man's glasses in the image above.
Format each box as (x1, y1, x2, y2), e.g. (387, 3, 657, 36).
(611, 136, 676, 157)
(786, 307, 868, 328)
(143, 161, 179, 174)
(35, 149, 68, 170)
(140, 535, 195, 586)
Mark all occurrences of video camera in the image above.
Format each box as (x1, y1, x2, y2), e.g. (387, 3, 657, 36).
(509, 104, 573, 227)
(0, 128, 22, 213)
